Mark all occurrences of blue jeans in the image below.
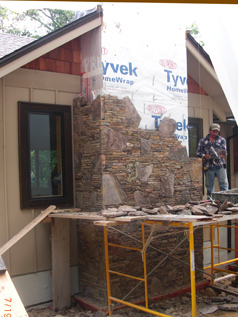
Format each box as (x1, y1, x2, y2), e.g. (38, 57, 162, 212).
(205, 167, 228, 196)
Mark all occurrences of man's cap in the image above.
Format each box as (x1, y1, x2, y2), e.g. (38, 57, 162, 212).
(210, 123, 220, 131)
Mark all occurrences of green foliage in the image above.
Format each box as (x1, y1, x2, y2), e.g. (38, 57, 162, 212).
(0, 5, 76, 39)
(187, 21, 205, 47)
(30, 150, 58, 188)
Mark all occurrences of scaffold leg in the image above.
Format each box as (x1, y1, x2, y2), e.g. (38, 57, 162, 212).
(189, 222, 197, 317)
(103, 226, 112, 316)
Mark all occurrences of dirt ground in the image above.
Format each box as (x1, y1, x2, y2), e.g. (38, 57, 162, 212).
(27, 275, 238, 317)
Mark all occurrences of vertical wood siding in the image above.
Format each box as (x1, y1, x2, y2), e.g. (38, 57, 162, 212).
(22, 38, 81, 75)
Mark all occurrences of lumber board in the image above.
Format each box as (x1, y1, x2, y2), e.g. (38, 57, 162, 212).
(50, 208, 81, 213)
(0, 205, 56, 256)
(107, 215, 148, 222)
(49, 211, 104, 220)
(193, 213, 238, 227)
(0, 270, 28, 317)
(52, 218, 70, 311)
(210, 283, 238, 296)
(94, 216, 148, 226)
(147, 214, 217, 223)
(94, 220, 126, 226)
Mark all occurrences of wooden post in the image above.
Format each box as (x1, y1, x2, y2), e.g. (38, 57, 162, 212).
(52, 218, 71, 311)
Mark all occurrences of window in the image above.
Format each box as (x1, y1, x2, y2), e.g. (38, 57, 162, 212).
(18, 102, 73, 209)
(188, 118, 203, 157)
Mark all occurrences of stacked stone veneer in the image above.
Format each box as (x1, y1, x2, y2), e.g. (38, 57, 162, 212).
(74, 95, 204, 306)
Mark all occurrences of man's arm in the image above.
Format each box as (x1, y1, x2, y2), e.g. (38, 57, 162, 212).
(196, 139, 211, 161)
(196, 139, 205, 158)
(218, 137, 228, 160)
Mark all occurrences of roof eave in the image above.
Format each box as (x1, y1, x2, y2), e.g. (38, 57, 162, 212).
(186, 32, 212, 66)
(186, 33, 219, 85)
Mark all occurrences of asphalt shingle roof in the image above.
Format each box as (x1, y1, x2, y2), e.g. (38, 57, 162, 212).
(0, 33, 36, 58)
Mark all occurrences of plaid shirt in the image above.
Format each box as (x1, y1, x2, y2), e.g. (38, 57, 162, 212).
(196, 134, 227, 170)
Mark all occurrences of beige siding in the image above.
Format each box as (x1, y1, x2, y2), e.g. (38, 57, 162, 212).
(35, 218, 52, 271)
(188, 93, 213, 133)
(1, 68, 79, 276)
(0, 78, 11, 269)
(32, 89, 56, 104)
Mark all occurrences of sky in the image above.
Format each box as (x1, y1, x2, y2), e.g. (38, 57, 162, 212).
(1, 1, 100, 12)
(1, 1, 236, 36)
(0, 1, 213, 27)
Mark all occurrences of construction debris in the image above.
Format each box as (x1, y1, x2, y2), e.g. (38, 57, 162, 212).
(98, 200, 238, 221)
(27, 279, 238, 316)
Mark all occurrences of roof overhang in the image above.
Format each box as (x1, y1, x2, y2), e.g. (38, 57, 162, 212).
(186, 34, 233, 121)
(0, 9, 102, 78)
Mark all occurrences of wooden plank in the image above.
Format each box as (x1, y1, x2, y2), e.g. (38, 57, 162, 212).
(210, 283, 238, 296)
(52, 218, 70, 311)
(94, 220, 125, 226)
(193, 214, 238, 227)
(49, 212, 104, 220)
(0, 270, 28, 317)
(147, 214, 217, 223)
(50, 208, 81, 213)
(0, 205, 56, 256)
(107, 216, 148, 222)
(94, 216, 148, 226)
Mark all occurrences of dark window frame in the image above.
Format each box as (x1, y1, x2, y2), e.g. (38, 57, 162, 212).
(188, 117, 203, 157)
(18, 101, 73, 209)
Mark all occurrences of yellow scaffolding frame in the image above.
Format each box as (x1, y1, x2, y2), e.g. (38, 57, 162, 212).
(208, 222, 238, 285)
(203, 223, 221, 269)
(49, 211, 238, 313)
(103, 221, 197, 317)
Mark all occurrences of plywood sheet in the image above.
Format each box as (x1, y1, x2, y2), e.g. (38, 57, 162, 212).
(0, 271, 28, 317)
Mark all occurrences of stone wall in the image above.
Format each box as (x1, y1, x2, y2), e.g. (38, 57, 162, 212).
(73, 96, 103, 211)
(77, 220, 203, 306)
(74, 94, 204, 307)
(74, 94, 202, 210)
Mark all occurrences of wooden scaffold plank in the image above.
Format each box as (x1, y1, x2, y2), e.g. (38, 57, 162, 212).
(0, 205, 56, 256)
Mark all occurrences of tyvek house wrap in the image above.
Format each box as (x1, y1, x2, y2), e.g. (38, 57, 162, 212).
(81, 2, 188, 146)
(100, 2, 189, 148)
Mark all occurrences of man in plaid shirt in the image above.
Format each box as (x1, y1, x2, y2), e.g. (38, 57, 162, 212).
(196, 123, 228, 198)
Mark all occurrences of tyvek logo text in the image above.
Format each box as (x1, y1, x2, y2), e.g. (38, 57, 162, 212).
(102, 62, 138, 86)
(152, 116, 189, 139)
(146, 104, 167, 115)
(159, 59, 177, 69)
(164, 69, 187, 93)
